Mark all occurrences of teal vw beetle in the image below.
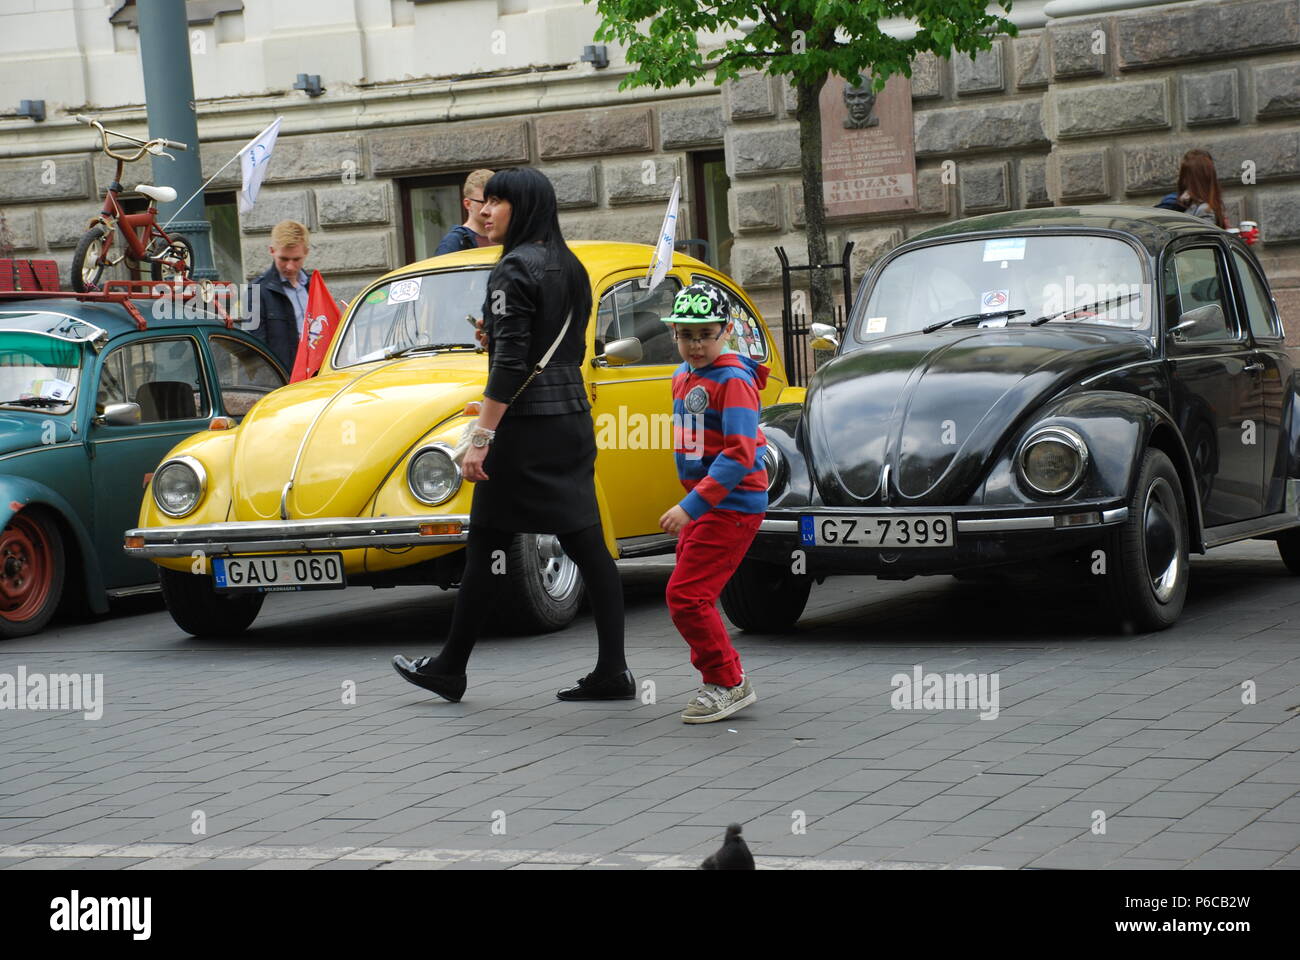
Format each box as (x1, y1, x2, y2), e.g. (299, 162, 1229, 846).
(0, 288, 286, 638)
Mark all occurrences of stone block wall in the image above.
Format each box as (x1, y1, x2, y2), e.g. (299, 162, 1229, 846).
(721, 0, 1300, 339)
(0, 98, 724, 305)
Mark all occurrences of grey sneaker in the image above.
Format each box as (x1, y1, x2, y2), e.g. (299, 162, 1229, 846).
(682, 675, 756, 724)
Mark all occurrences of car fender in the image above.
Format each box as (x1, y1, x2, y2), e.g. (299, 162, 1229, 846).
(759, 401, 814, 509)
(0, 474, 109, 614)
(979, 390, 1206, 551)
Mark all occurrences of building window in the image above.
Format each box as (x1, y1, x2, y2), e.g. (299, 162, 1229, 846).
(689, 150, 733, 275)
(400, 174, 470, 264)
(205, 190, 243, 282)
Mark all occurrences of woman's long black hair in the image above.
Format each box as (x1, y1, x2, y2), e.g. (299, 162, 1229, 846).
(484, 166, 592, 325)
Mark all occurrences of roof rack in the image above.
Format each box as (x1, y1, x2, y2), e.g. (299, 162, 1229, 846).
(0, 279, 242, 331)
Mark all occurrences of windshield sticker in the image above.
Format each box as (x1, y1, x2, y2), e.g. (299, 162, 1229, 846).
(866, 316, 888, 333)
(31, 378, 75, 401)
(364, 287, 388, 305)
(982, 238, 1026, 262)
(388, 278, 422, 304)
(981, 290, 1009, 310)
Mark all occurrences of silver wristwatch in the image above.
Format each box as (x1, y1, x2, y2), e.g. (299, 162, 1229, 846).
(470, 426, 495, 448)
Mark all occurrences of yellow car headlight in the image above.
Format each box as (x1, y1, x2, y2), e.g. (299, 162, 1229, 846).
(407, 444, 461, 506)
(153, 456, 206, 517)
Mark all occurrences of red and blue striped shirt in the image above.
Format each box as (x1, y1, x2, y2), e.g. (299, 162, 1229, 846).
(672, 352, 769, 519)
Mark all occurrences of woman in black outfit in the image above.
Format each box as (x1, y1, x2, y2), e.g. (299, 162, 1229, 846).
(393, 167, 633, 703)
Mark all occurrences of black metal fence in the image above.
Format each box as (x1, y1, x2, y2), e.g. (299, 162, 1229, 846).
(781, 303, 849, 388)
(776, 242, 856, 388)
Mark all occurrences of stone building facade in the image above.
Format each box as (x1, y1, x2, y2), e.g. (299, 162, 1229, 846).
(0, 0, 1297, 344)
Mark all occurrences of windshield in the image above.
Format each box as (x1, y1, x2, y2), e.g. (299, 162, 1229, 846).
(851, 234, 1149, 344)
(0, 331, 81, 412)
(332, 270, 490, 368)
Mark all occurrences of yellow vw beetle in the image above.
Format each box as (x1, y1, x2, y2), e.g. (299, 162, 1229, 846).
(125, 242, 797, 636)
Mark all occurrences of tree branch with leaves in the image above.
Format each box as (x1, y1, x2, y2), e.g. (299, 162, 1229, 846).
(587, 0, 1016, 324)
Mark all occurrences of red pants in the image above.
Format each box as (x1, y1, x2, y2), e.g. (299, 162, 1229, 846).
(666, 508, 763, 687)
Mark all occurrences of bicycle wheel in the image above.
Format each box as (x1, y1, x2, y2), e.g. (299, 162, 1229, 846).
(150, 235, 194, 283)
(70, 224, 112, 292)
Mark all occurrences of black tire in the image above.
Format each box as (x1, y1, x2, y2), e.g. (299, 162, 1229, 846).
(1277, 528, 1300, 575)
(720, 555, 812, 632)
(149, 234, 194, 283)
(0, 508, 66, 640)
(70, 224, 112, 292)
(1101, 448, 1189, 632)
(490, 533, 585, 634)
(158, 566, 264, 637)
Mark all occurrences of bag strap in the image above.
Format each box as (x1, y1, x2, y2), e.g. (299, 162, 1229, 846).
(506, 308, 572, 405)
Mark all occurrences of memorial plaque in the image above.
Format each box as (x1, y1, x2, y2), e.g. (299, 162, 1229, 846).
(819, 73, 917, 217)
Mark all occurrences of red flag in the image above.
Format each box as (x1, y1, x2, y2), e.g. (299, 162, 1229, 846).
(290, 272, 342, 382)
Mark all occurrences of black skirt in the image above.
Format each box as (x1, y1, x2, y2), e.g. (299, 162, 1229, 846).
(470, 410, 600, 534)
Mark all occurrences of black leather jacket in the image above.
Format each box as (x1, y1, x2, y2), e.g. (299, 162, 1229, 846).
(482, 243, 589, 416)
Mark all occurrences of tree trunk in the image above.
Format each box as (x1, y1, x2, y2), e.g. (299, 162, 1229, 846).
(795, 74, 834, 327)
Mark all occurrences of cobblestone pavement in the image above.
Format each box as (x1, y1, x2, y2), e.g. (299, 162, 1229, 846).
(0, 541, 1296, 870)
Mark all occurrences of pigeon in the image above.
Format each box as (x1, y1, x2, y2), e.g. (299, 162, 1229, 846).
(700, 823, 755, 870)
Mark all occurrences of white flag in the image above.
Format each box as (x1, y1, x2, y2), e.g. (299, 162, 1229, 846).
(646, 175, 681, 292)
(238, 116, 283, 215)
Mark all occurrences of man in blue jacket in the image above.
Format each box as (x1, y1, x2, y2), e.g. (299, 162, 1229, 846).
(252, 219, 314, 372)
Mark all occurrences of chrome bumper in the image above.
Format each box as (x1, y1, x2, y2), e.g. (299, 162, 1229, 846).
(759, 506, 1129, 535)
(124, 514, 471, 559)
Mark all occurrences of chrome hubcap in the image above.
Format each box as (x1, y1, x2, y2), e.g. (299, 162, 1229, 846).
(534, 534, 578, 601)
(1144, 476, 1183, 603)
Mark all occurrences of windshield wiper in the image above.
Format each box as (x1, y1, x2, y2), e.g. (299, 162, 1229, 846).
(1030, 291, 1141, 326)
(922, 309, 1025, 334)
(384, 342, 478, 359)
(0, 396, 68, 408)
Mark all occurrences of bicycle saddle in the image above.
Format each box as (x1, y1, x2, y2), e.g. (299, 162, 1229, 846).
(135, 184, 177, 204)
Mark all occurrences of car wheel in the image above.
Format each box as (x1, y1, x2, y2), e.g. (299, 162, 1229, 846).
(158, 567, 264, 637)
(1102, 448, 1189, 632)
(1276, 528, 1300, 575)
(492, 533, 585, 634)
(0, 509, 66, 639)
(720, 555, 812, 632)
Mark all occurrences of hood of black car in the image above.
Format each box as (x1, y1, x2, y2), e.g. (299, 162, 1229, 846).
(805, 326, 1152, 506)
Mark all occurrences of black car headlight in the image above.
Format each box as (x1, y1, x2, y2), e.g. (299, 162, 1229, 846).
(407, 444, 461, 506)
(761, 443, 785, 496)
(153, 456, 206, 517)
(1017, 426, 1088, 496)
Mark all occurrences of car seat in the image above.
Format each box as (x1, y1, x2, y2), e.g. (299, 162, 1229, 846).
(135, 381, 197, 422)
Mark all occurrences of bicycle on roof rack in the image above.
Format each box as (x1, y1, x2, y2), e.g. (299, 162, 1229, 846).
(69, 114, 195, 293)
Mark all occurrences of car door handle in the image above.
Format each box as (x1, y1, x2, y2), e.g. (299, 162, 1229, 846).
(1243, 362, 1264, 373)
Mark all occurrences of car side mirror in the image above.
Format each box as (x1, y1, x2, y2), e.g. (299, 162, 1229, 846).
(810, 322, 840, 351)
(593, 337, 642, 367)
(95, 402, 141, 426)
(1168, 303, 1225, 341)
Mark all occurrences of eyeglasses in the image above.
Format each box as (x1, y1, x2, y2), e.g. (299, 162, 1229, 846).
(673, 328, 727, 344)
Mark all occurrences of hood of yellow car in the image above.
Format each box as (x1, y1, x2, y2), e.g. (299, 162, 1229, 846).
(231, 353, 487, 521)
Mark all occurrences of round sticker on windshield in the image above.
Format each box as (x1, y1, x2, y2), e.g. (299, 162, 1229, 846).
(684, 385, 709, 414)
(365, 288, 388, 304)
(389, 278, 422, 304)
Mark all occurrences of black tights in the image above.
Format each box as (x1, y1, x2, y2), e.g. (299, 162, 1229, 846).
(428, 523, 626, 677)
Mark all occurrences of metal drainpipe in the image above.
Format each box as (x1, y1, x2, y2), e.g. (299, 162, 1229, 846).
(136, 0, 217, 281)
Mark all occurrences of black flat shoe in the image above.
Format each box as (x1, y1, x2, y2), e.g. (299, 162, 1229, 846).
(393, 655, 466, 703)
(556, 668, 636, 701)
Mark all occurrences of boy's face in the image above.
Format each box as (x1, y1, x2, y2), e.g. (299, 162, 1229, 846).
(672, 321, 729, 368)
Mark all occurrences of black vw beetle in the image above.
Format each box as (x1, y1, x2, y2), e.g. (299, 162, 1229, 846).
(725, 206, 1300, 632)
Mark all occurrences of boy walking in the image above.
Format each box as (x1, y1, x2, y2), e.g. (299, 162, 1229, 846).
(657, 283, 769, 724)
